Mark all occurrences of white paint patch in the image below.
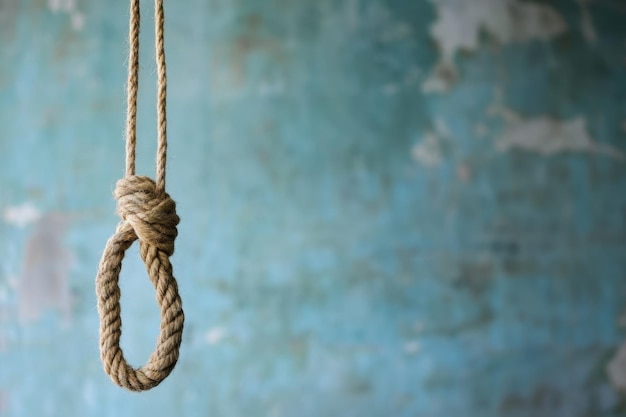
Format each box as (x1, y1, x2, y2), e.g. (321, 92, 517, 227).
(3, 203, 41, 228)
(423, 0, 567, 92)
(48, 0, 75, 13)
(71, 12, 85, 31)
(422, 62, 455, 94)
(48, 0, 84, 32)
(496, 116, 625, 159)
(608, 343, 626, 391)
(412, 133, 443, 167)
(47, 0, 62, 12)
(204, 326, 227, 345)
(412, 119, 451, 168)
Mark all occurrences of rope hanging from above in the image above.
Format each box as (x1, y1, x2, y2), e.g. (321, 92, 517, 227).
(95, 0, 184, 392)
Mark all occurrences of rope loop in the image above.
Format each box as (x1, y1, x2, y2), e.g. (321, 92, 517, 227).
(96, 200, 183, 390)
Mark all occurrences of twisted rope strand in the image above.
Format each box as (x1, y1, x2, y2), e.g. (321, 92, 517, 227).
(96, 0, 184, 392)
(125, 0, 139, 177)
(155, 0, 167, 193)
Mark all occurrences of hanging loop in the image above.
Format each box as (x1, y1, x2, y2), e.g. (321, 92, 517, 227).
(96, 176, 183, 391)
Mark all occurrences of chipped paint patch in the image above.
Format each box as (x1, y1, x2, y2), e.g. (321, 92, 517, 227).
(424, 0, 567, 92)
(47, 0, 84, 32)
(412, 119, 450, 168)
(3, 203, 41, 228)
(47, 0, 75, 13)
(412, 133, 444, 167)
(71, 12, 85, 31)
(17, 213, 72, 323)
(495, 116, 625, 159)
(422, 62, 456, 94)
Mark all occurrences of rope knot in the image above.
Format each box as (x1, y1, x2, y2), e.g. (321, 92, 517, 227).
(115, 175, 179, 256)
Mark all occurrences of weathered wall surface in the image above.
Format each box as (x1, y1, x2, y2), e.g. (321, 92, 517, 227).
(1, 0, 626, 416)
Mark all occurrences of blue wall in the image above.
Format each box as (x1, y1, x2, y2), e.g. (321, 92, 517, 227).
(1, 0, 626, 416)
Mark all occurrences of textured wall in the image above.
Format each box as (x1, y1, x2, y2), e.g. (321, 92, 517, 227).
(1, 0, 626, 416)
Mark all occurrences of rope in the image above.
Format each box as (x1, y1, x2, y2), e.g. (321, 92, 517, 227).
(96, 0, 184, 392)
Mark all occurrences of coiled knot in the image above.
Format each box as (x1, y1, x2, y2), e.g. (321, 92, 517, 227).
(115, 175, 179, 255)
(96, 174, 184, 391)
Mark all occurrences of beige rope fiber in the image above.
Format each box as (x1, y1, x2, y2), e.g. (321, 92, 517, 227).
(96, 0, 184, 392)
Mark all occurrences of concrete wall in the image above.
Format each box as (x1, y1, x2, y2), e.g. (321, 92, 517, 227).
(1, 0, 626, 416)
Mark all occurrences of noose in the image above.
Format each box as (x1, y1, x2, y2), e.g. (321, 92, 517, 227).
(95, 0, 184, 391)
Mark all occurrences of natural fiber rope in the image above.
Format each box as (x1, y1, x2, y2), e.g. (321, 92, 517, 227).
(96, 0, 184, 392)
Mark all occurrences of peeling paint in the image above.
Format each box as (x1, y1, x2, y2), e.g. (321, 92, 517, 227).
(48, 0, 75, 13)
(424, 0, 567, 92)
(422, 61, 456, 94)
(47, 0, 84, 32)
(71, 12, 85, 31)
(412, 133, 444, 167)
(17, 213, 72, 323)
(3, 203, 41, 228)
(412, 119, 450, 168)
(495, 116, 625, 159)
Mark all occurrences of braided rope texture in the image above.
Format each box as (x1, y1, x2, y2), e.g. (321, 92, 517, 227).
(96, 176, 184, 391)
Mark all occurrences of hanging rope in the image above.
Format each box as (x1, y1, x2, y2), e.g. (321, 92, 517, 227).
(95, 0, 184, 392)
